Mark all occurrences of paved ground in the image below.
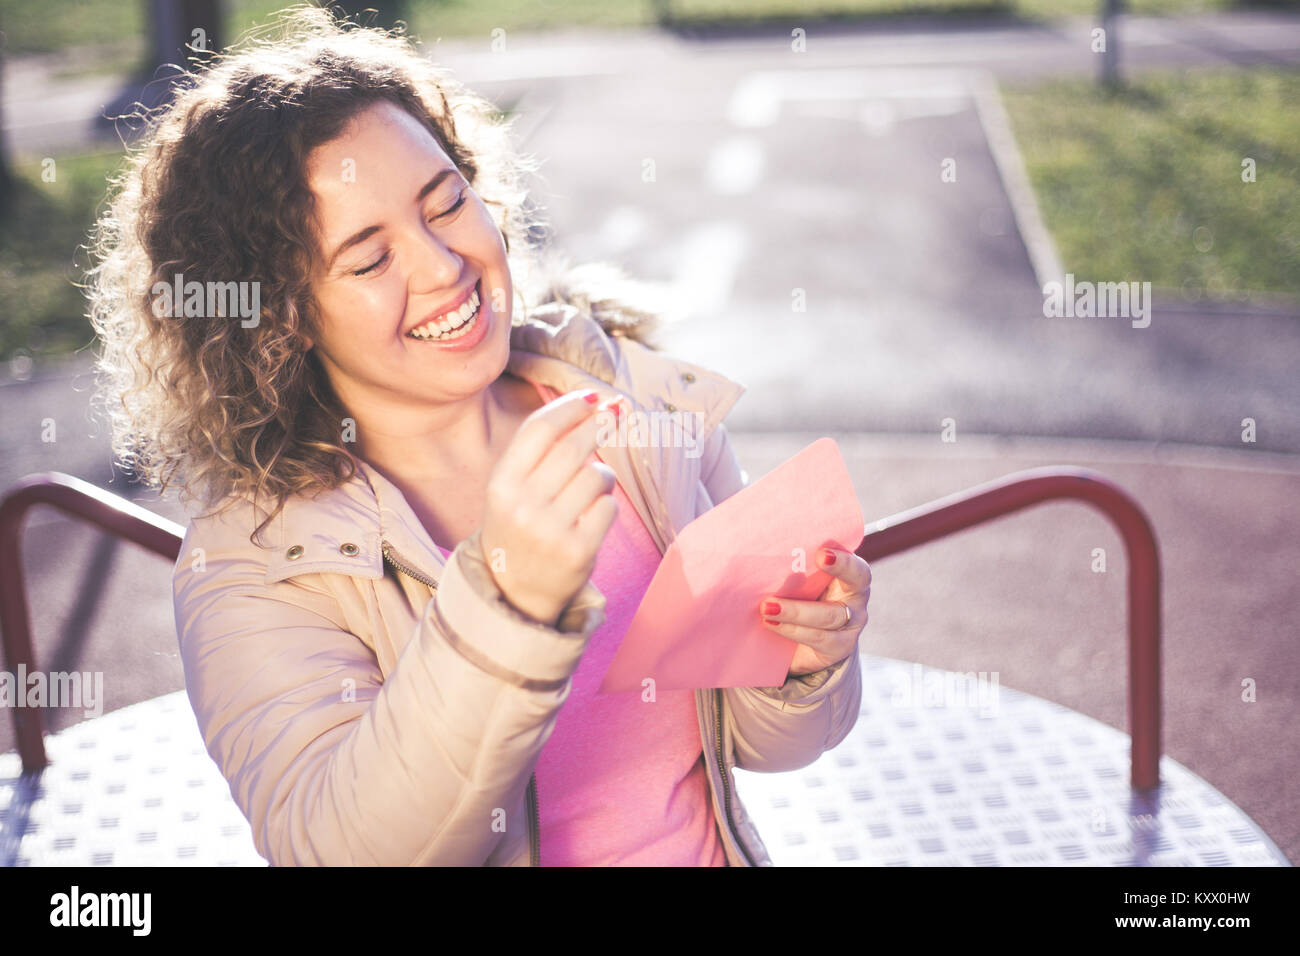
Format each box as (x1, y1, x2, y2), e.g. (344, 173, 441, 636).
(2, 11, 1297, 864)
(494, 13, 1300, 452)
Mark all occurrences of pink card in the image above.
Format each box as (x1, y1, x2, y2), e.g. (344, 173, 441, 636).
(597, 437, 865, 694)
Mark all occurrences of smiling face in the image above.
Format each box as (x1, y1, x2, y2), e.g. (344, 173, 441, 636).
(303, 99, 513, 411)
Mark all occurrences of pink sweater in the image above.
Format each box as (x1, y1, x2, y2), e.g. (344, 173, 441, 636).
(437, 380, 726, 866)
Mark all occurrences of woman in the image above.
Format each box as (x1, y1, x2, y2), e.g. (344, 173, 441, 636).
(86, 5, 869, 866)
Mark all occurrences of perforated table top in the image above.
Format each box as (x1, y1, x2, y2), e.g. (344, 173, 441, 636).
(734, 656, 1290, 866)
(0, 691, 265, 867)
(1, 655, 1289, 866)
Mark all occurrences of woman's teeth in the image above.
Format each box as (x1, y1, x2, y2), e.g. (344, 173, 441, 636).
(407, 287, 481, 341)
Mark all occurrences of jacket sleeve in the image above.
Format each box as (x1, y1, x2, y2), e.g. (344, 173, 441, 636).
(174, 516, 605, 866)
(697, 422, 864, 774)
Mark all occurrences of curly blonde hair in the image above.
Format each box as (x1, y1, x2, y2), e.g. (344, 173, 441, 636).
(85, 4, 662, 544)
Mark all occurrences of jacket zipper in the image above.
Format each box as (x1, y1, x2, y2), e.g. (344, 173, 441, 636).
(527, 772, 540, 866)
(715, 687, 754, 866)
(382, 539, 543, 867)
(380, 542, 439, 590)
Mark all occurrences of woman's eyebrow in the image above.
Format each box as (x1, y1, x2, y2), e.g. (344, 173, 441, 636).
(325, 165, 461, 270)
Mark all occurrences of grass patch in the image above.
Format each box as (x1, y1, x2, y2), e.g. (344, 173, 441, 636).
(0, 0, 146, 52)
(1001, 67, 1300, 303)
(234, 0, 657, 43)
(0, 150, 128, 363)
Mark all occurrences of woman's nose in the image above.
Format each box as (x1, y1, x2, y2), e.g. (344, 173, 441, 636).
(408, 224, 463, 293)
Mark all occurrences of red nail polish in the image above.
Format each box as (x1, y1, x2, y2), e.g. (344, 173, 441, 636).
(763, 617, 780, 626)
(762, 601, 781, 615)
(583, 391, 600, 404)
(820, 550, 835, 566)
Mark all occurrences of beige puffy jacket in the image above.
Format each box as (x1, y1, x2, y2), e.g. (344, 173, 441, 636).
(172, 301, 864, 866)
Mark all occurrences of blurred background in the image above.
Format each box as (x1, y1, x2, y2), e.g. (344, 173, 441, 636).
(0, 0, 1297, 865)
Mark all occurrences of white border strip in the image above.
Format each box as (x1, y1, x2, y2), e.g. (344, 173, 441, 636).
(969, 69, 1064, 291)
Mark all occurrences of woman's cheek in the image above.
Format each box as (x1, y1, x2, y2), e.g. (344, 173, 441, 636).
(352, 281, 401, 329)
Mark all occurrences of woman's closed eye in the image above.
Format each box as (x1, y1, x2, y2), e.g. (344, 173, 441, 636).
(351, 191, 468, 276)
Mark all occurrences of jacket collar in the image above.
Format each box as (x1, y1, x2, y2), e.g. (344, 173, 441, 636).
(505, 301, 746, 437)
(262, 303, 745, 584)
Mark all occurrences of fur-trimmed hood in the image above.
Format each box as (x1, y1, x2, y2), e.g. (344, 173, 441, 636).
(516, 253, 670, 351)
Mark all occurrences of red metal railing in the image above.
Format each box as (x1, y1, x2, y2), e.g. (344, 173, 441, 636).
(2, 467, 1160, 790)
(854, 466, 1161, 791)
(0, 473, 183, 772)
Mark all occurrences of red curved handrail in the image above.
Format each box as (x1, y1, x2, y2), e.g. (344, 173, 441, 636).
(854, 466, 1161, 791)
(0, 473, 183, 772)
(2, 467, 1160, 792)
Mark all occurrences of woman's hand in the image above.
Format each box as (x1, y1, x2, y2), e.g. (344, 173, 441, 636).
(758, 546, 871, 679)
(479, 388, 625, 627)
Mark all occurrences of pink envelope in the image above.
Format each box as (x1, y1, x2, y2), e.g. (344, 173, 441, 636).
(597, 437, 865, 694)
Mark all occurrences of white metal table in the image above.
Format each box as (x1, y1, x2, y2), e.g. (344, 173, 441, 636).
(734, 655, 1290, 866)
(1, 654, 1289, 866)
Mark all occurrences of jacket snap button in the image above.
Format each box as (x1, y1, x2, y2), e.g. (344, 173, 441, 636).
(664, 402, 677, 413)
(286, 545, 304, 560)
(339, 542, 360, 557)
(681, 372, 695, 383)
